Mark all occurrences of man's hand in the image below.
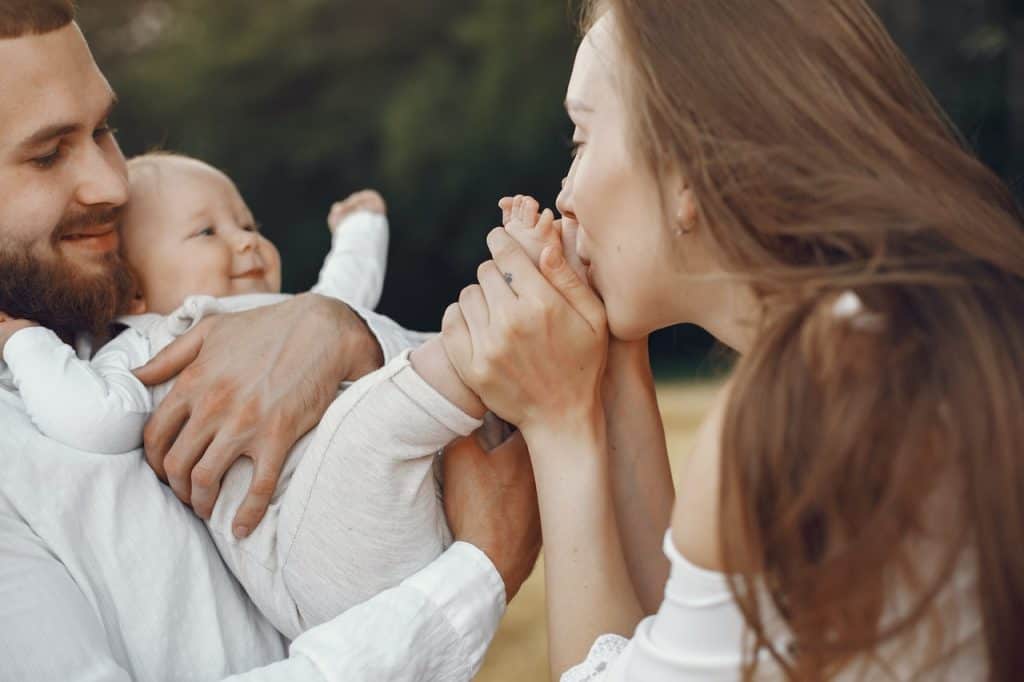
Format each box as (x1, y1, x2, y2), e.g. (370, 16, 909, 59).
(443, 431, 542, 603)
(134, 294, 384, 537)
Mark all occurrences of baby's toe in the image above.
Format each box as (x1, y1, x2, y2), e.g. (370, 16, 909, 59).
(520, 197, 540, 227)
(499, 197, 515, 226)
(535, 208, 559, 245)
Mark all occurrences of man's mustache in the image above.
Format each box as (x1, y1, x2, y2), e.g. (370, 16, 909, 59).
(53, 206, 124, 241)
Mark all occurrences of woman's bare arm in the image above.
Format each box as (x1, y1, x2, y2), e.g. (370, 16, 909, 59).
(602, 338, 675, 614)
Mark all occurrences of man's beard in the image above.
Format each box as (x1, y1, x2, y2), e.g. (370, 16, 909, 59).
(0, 211, 136, 339)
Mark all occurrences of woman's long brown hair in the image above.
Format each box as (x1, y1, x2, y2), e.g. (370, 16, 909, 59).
(584, 1, 1024, 678)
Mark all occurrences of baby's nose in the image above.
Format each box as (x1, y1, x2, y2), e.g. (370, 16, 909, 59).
(235, 230, 258, 251)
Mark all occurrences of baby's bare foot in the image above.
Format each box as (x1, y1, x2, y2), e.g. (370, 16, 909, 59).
(327, 189, 387, 233)
(500, 195, 589, 282)
(502, 195, 560, 267)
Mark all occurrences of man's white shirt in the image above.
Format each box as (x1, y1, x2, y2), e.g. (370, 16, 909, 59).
(0, 309, 505, 681)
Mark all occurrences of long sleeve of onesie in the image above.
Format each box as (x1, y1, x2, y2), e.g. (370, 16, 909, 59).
(2, 326, 152, 454)
(311, 211, 389, 310)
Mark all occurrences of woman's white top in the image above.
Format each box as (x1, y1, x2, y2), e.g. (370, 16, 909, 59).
(563, 532, 984, 681)
(563, 533, 750, 682)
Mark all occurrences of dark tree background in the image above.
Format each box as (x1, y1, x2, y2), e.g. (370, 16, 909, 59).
(76, 0, 1023, 377)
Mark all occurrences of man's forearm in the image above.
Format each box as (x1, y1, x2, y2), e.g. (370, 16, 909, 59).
(312, 294, 384, 382)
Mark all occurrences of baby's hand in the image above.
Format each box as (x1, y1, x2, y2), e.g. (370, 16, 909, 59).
(498, 195, 588, 281)
(0, 312, 38, 355)
(327, 189, 387, 234)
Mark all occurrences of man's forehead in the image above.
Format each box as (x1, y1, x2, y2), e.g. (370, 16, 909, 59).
(0, 24, 113, 147)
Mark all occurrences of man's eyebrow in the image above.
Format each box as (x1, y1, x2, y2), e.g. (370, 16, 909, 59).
(565, 98, 594, 113)
(17, 93, 119, 151)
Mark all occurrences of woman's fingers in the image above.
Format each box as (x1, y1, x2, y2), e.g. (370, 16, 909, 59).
(458, 283, 490, 338)
(541, 243, 607, 333)
(477, 260, 517, 308)
(441, 302, 474, 379)
(485, 227, 553, 302)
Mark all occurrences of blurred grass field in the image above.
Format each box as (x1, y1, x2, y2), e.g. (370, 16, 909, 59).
(475, 380, 723, 682)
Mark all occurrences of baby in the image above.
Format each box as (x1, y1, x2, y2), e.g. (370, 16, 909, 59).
(0, 152, 504, 638)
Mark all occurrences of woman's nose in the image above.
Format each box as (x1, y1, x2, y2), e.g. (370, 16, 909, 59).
(556, 177, 576, 221)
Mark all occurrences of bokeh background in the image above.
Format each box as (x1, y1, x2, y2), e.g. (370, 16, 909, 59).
(75, 1, 1023, 679)
(77, 0, 1024, 375)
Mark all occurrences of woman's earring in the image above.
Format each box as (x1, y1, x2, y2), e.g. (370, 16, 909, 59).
(674, 208, 694, 237)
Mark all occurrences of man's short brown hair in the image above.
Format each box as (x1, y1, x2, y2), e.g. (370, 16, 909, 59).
(0, 0, 75, 40)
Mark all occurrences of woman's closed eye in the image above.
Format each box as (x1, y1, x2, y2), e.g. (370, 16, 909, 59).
(569, 138, 585, 160)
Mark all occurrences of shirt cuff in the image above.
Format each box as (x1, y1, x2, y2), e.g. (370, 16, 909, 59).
(404, 541, 507, 667)
(349, 306, 424, 365)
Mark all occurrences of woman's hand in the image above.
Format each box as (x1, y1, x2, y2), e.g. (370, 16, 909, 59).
(133, 294, 384, 537)
(440, 227, 608, 437)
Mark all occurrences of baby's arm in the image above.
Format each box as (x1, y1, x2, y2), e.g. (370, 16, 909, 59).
(311, 190, 390, 310)
(2, 326, 153, 454)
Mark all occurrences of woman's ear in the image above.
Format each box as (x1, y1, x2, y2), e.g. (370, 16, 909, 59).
(674, 184, 699, 236)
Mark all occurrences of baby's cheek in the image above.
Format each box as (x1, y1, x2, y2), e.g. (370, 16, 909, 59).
(262, 242, 284, 292)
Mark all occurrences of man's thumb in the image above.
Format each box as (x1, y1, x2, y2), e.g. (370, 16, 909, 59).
(133, 325, 206, 386)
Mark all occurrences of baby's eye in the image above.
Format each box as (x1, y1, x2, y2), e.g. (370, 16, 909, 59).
(243, 222, 261, 233)
(195, 226, 216, 237)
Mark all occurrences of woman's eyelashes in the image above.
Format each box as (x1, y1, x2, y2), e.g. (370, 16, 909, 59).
(566, 134, 586, 160)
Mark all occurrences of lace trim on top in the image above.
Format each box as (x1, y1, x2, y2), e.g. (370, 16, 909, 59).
(561, 634, 630, 682)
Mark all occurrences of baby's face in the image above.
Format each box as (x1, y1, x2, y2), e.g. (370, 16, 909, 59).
(122, 156, 282, 315)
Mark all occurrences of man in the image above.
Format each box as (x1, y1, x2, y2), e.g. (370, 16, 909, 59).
(0, 2, 540, 679)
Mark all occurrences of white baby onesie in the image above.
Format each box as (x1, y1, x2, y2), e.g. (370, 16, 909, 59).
(2, 211, 484, 638)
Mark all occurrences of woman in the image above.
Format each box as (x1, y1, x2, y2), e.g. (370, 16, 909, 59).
(441, 0, 1024, 679)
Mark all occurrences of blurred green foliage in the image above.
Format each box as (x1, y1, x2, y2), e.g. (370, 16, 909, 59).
(76, 0, 1022, 374)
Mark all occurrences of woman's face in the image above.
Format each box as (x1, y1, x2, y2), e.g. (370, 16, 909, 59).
(556, 14, 736, 343)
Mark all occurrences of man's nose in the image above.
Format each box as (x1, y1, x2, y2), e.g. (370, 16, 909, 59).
(74, 143, 129, 209)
